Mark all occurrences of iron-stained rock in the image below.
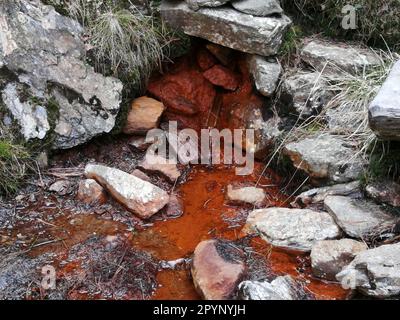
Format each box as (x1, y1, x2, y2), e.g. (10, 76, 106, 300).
(85, 164, 169, 219)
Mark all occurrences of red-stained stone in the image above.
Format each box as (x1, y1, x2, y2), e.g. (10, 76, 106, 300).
(191, 239, 246, 300)
(147, 57, 216, 131)
(218, 60, 264, 130)
(138, 152, 182, 183)
(77, 179, 108, 205)
(206, 43, 233, 66)
(164, 193, 184, 218)
(203, 65, 240, 91)
(196, 48, 217, 71)
(123, 96, 166, 135)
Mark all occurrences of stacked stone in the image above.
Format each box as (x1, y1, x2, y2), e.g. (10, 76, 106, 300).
(161, 0, 288, 97)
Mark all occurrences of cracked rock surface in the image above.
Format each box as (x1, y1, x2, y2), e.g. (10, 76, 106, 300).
(0, 0, 123, 149)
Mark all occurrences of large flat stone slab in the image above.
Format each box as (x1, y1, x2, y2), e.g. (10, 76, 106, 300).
(283, 135, 365, 184)
(369, 60, 400, 140)
(301, 40, 380, 74)
(160, 0, 291, 56)
(324, 196, 397, 239)
(244, 208, 341, 252)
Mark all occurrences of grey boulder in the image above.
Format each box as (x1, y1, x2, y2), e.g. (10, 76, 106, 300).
(324, 196, 398, 239)
(337, 243, 400, 298)
(244, 208, 341, 252)
(301, 40, 380, 74)
(0, 0, 123, 150)
(283, 135, 365, 184)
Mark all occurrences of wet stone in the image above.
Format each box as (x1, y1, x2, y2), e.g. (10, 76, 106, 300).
(206, 43, 234, 66)
(196, 48, 217, 71)
(77, 179, 108, 205)
(163, 193, 184, 219)
(203, 65, 240, 91)
(191, 239, 246, 300)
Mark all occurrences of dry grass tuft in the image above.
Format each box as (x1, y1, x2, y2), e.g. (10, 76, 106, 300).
(65, 0, 186, 90)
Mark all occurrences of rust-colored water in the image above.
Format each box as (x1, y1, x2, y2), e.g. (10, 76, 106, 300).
(5, 162, 349, 300)
(132, 164, 349, 300)
(133, 164, 284, 261)
(144, 163, 284, 300)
